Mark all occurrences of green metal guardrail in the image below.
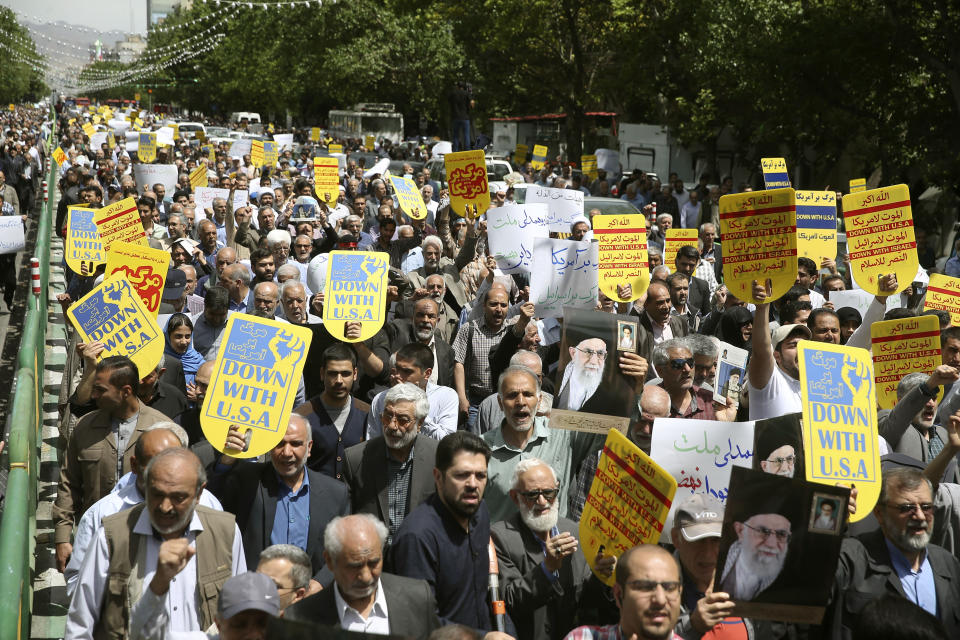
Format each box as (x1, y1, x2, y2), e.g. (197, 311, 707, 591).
(0, 107, 57, 640)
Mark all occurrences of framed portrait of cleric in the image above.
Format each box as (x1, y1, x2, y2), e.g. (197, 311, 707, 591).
(714, 466, 849, 624)
(550, 307, 637, 434)
(616, 319, 638, 352)
(752, 413, 805, 481)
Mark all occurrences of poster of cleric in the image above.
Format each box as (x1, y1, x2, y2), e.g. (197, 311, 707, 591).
(549, 306, 637, 434)
(714, 466, 849, 623)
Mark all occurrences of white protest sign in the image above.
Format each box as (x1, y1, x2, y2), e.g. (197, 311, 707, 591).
(649, 417, 755, 542)
(595, 148, 620, 175)
(363, 157, 390, 179)
(228, 138, 252, 158)
(529, 237, 598, 317)
(523, 186, 584, 233)
(155, 126, 175, 147)
(108, 119, 130, 133)
(487, 203, 549, 274)
(827, 288, 900, 318)
(90, 132, 107, 149)
(194, 187, 249, 213)
(133, 164, 178, 196)
(431, 141, 452, 158)
(274, 133, 294, 151)
(0, 217, 25, 254)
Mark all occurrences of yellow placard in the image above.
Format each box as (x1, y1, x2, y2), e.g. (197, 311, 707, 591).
(719, 188, 798, 304)
(871, 315, 941, 409)
(328, 143, 343, 155)
(52, 146, 67, 167)
(92, 115, 102, 125)
(94, 196, 148, 254)
(251, 139, 264, 167)
(171, 123, 179, 140)
(924, 273, 960, 326)
(138, 132, 157, 163)
(445, 149, 490, 219)
(842, 185, 916, 295)
(760, 157, 790, 189)
(68, 118, 76, 126)
(579, 429, 677, 585)
(799, 342, 881, 522)
(65, 206, 104, 275)
(135, 117, 144, 128)
(322, 252, 389, 342)
(389, 175, 427, 220)
(663, 228, 699, 271)
(7, 104, 13, 112)
(310, 127, 321, 142)
(107, 129, 115, 149)
(531, 144, 548, 170)
(581, 154, 598, 182)
(795, 190, 837, 267)
(849, 178, 866, 193)
(82, 122, 95, 137)
(263, 141, 278, 168)
(313, 157, 339, 205)
(203, 144, 215, 163)
(365, 134, 375, 150)
(201, 314, 313, 459)
(189, 165, 208, 188)
(66, 275, 164, 378)
(105, 241, 170, 315)
(594, 214, 649, 302)
(513, 143, 528, 167)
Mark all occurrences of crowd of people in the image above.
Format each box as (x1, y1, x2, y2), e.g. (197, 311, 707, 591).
(25, 102, 960, 640)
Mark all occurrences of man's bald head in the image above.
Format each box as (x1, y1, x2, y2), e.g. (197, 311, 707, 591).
(639, 385, 670, 417)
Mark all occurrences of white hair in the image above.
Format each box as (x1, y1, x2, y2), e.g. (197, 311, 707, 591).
(280, 278, 306, 298)
(422, 235, 443, 252)
(510, 457, 558, 491)
(142, 421, 189, 447)
(276, 263, 301, 280)
(323, 514, 389, 561)
(266, 229, 291, 249)
(383, 382, 429, 422)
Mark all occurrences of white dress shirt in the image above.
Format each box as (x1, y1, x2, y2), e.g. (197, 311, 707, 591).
(65, 472, 223, 598)
(334, 579, 391, 635)
(366, 382, 459, 440)
(65, 507, 246, 640)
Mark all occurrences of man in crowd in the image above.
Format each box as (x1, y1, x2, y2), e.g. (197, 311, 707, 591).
(256, 544, 312, 613)
(344, 383, 439, 543)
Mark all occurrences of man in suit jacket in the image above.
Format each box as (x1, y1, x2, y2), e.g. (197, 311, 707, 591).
(827, 467, 960, 639)
(674, 244, 711, 316)
(633, 281, 690, 365)
(53, 356, 171, 574)
(283, 514, 441, 639)
(206, 414, 350, 585)
(491, 459, 615, 640)
(343, 384, 439, 543)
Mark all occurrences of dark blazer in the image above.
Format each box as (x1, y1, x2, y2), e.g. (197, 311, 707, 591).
(687, 275, 711, 318)
(633, 310, 690, 365)
(826, 529, 960, 639)
(366, 319, 455, 387)
(342, 434, 438, 526)
(297, 397, 368, 481)
(206, 460, 350, 577)
(283, 572, 441, 639)
(491, 514, 615, 640)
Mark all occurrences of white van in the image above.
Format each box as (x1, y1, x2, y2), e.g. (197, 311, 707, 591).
(229, 111, 261, 125)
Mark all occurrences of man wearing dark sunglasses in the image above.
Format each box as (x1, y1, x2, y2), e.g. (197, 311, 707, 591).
(654, 338, 737, 421)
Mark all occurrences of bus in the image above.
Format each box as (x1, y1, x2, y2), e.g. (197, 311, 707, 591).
(328, 103, 404, 144)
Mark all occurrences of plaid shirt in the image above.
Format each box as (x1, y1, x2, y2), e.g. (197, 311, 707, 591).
(568, 450, 600, 522)
(452, 317, 516, 402)
(564, 625, 681, 640)
(386, 444, 415, 543)
(694, 258, 719, 295)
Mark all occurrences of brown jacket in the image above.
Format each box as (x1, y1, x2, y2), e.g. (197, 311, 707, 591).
(53, 403, 170, 544)
(95, 504, 236, 640)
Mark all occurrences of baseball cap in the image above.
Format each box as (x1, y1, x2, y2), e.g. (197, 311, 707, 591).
(217, 572, 279, 620)
(674, 494, 724, 541)
(771, 323, 811, 348)
(162, 268, 186, 301)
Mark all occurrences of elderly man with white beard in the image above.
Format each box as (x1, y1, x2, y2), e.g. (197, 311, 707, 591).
(718, 501, 793, 601)
(555, 337, 607, 412)
(482, 366, 605, 522)
(492, 459, 617, 640)
(826, 467, 960, 638)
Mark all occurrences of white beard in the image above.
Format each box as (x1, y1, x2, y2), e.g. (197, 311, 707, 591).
(561, 362, 603, 410)
(520, 499, 559, 534)
(734, 539, 786, 598)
